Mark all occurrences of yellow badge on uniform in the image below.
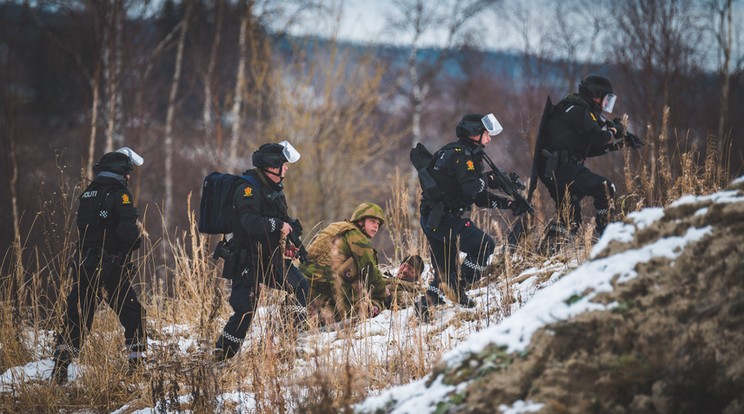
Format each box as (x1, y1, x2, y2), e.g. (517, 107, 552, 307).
(243, 186, 254, 198)
(466, 160, 475, 171)
(590, 113, 597, 122)
(121, 194, 131, 205)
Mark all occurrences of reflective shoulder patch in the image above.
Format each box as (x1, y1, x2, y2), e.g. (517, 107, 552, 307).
(466, 160, 475, 171)
(590, 112, 597, 121)
(243, 186, 254, 198)
(121, 193, 131, 205)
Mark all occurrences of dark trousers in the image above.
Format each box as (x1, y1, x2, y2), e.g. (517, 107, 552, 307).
(55, 259, 145, 356)
(216, 261, 308, 357)
(420, 213, 495, 292)
(543, 164, 615, 234)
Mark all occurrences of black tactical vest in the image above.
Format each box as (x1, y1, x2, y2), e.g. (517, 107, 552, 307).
(77, 182, 119, 251)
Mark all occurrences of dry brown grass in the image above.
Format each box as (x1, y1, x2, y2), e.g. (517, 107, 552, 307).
(0, 120, 734, 412)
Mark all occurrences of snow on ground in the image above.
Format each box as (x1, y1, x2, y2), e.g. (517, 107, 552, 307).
(357, 200, 716, 413)
(3, 179, 740, 413)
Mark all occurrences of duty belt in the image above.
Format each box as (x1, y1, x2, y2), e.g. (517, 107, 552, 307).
(558, 150, 583, 165)
(421, 203, 466, 217)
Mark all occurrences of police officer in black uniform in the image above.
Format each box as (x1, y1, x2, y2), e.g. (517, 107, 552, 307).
(213, 141, 310, 361)
(418, 113, 525, 313)
(52, 147, 146, 384)
(539, 75, 624, 240)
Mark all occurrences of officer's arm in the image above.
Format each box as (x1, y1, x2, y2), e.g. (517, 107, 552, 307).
(234, 182, 284, 236)
(113, 190, 141, 250)
(474, 190, 511, 209)
(451, 151, 487, 197)
(578, 108, 614, 156)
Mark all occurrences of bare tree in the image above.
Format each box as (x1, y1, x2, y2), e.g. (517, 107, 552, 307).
(610, 0, 705, 136)
(202, 0, 225, 142)
(710, 0, 734, 142)
(385, 0, 499, 199)
(103, 0, 125, 152)
(227, 0, 251, 170)
(163, 0, 193, 244)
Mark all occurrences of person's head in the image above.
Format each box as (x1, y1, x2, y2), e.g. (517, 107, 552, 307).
(397, 255, 424, 282)
(93, 147, 144, 185)
(350, 202, 386, 239)
(455, 113, 503, 146)
(252, 141, 301, 183)
(578, 75, 616, 113)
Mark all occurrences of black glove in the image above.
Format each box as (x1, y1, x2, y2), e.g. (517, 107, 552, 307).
(608, 139, 624, 152)
(612, 119, 626, 138)
(485, 171, 499, 189)
(508, 200, 527, 216)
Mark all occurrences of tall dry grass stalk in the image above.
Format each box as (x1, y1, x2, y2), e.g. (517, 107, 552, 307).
(1, 121, 734, 411)
(385, 169, 426, 264)
(621, 107, 729, 209)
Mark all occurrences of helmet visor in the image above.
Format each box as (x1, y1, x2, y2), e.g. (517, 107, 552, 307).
(279, 141, 301, 163)
(481, 113, 503, 136)
(116, 147, 144, 166)
(602, 94, 617, 114)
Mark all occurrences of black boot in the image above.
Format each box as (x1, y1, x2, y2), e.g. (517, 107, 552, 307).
(51, 349, 72, 385)
(457, 286, 476, 308)
(414, 295, 430, 322)
(425, 285, 446, 306)
(595, 208, 613, 237)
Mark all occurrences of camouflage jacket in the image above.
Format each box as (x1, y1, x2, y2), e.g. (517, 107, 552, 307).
(299, 221, 387, 318)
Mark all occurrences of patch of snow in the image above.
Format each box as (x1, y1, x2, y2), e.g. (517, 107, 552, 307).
(591, 207, 665, 258)
(670, 190, 744, 207)
(447, 225, 711, 362)
(358, 376, 467, 414)
(499, 399, 545, 414)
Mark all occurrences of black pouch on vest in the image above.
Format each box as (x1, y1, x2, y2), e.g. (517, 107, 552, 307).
(541, 149, 559, 181)
(213, 238, 238, 279)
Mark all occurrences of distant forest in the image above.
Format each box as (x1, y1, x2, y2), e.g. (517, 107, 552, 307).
(1, 0, 742, 272)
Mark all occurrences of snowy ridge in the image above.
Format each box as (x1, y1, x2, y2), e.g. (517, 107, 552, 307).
(357, 186, 728, 414)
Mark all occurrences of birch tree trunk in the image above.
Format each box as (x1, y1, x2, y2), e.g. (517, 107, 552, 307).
(103, 0, 124, 152)
(86, 65, 101, 180)
(203, 0, 224, 141)
(228, 0, 251, 171)
(716, 0, 732, 143)
(163, 1, 193, 244)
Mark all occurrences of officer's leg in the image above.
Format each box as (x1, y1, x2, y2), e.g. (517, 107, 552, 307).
(282, 263, 309, 327)
(425, 230, 455, 305)
(215, 274, 259, 360)
(458, 222, 496, 289)
(572, 169, 615, 236)
(102, 263, 146, 368)
(418, 215, 448, 312)
(53, 265, 97, 383)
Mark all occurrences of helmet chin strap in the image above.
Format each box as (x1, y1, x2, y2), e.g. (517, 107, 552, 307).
(261, 167, 285, 182)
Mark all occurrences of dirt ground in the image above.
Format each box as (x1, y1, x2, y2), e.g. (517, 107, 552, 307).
(453, 179, 744, 414)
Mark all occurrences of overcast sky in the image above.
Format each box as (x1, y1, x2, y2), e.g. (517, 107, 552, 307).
(268, 0, 744, 70)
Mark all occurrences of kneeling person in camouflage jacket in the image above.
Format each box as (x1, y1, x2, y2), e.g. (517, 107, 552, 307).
(300, 202, 387, 323)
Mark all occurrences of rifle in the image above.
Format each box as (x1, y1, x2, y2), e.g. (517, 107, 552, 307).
(480, 151, 535, 216)
(286, 218, 309, 264)
(607, 117, 644, 149)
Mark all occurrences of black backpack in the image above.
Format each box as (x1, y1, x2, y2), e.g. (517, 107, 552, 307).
(410, 143, 443, 202)
(198, 172, 257, 234)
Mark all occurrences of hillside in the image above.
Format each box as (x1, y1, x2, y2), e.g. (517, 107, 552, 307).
(1, 177, 742, 412)
(359, 176, 744, 414)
